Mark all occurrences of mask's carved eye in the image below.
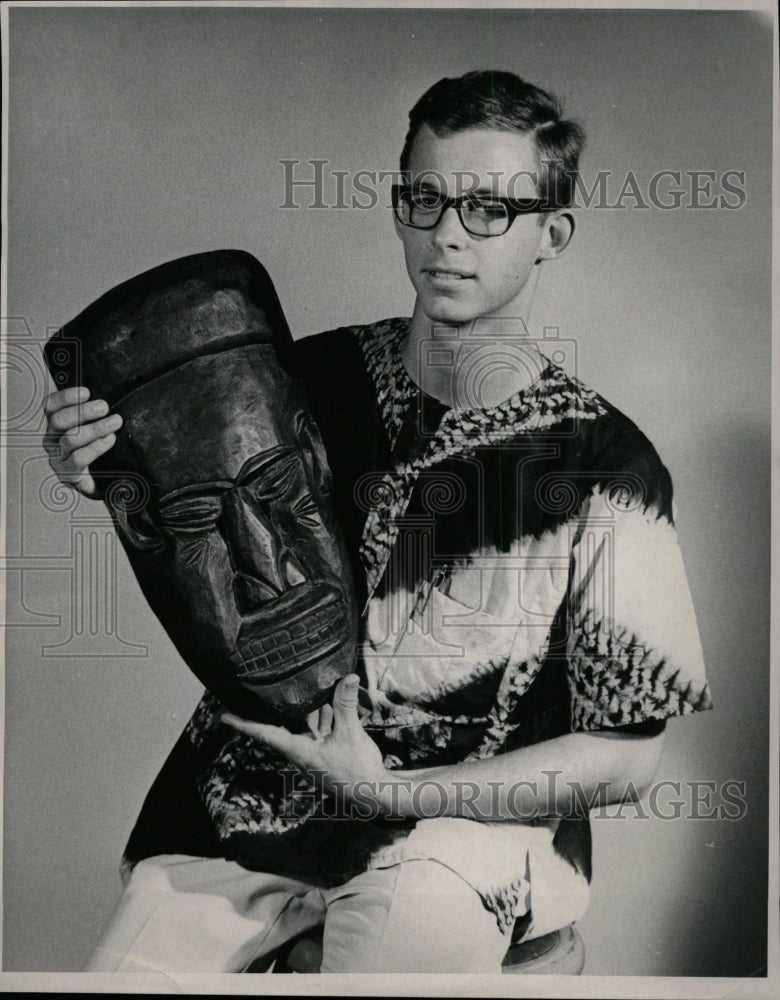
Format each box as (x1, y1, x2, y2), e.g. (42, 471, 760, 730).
(156, 482, 230, 536)
(236, 446, 300, 503)
(253, 452, 300, 502)
(159, 494, 224, 534)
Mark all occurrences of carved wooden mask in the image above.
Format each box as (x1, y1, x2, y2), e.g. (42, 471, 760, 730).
(45, 250, 357, 722)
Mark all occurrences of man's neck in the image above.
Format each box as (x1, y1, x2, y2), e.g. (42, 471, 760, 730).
(401, 303, 546, 411)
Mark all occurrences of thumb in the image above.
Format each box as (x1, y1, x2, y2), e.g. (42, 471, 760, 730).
(221, 713, 299, 760)
(332, 673, 360, 730)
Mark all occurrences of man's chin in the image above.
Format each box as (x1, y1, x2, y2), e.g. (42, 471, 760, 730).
(419, 298, 481, 327)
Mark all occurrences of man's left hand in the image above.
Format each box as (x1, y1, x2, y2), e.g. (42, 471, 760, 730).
(222, 674, 389, 804)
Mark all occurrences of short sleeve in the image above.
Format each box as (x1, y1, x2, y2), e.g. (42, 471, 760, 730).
(566, 471, 712, 731)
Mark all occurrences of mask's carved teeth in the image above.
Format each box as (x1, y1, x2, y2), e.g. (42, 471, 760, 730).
(230, 586, 347, 683)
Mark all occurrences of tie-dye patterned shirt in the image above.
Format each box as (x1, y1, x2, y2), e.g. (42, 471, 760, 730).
(125, 318, 712, 933)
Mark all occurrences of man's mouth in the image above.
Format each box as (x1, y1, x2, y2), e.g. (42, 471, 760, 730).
(424, 268, 474, 282)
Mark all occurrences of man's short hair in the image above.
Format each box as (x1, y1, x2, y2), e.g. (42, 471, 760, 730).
(400, 70, 585, 208)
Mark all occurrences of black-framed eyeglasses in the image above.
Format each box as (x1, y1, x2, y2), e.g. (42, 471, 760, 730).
(391, 184, 556, 238)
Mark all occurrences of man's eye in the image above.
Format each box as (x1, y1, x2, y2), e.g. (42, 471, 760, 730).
(467, 199, 507, 219)
(411, 190, 444, 210)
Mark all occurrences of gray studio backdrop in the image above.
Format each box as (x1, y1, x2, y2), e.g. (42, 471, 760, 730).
(4, 6, 772, 977)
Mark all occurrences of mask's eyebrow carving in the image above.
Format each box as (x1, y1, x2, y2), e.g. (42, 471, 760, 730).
(156, 484, 228, 534)
(235, 445, 298, 486)
(158, 480, 233, 510)
(156, 445, 300, 510)
(157, 479, 233, 513)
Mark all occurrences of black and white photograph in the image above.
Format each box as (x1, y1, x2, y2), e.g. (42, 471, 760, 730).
(1, 1, 777, 995)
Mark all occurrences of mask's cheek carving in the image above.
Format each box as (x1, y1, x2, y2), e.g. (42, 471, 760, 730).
(167, 530, 240, 643)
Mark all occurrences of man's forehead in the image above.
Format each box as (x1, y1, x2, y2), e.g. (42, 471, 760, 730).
(405, 124, 539, 194)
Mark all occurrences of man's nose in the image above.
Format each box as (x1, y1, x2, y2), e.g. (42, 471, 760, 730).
(222, 492, 305, 612)
(432, 202, 470, 248)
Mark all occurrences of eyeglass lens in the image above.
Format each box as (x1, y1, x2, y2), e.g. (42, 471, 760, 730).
(397, 191, 511, 237)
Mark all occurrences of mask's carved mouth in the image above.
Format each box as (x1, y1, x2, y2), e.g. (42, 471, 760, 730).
(230, 582, 350, 684)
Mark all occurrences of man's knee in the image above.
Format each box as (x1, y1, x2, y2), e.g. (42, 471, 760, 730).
(320, 866, 398, 972)
(321, 861, 509, 973)
(121, 853, 204, 898)
(123, 855, 174, 896)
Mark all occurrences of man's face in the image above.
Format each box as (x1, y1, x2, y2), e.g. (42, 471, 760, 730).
(397, 125, 551, 326)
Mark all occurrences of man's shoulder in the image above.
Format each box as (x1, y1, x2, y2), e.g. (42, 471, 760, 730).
(547, 361, 662, 458)
(587, 384, 669, 477)
(540, 360, 675, 518)
(292, 324, 356, 367)
(290, 324, 364, 392)
(290, 319, 408, 440)
(295, 316, 409, 355)
(292, 318, 409, 403)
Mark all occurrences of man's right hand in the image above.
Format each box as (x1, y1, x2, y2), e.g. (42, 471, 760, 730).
(42, 386, 123, 499)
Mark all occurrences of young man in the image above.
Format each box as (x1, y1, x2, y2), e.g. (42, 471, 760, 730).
(42, 71, 711, 974)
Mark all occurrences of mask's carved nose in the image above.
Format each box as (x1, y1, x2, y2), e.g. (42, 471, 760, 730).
(223, 491, 306, 615)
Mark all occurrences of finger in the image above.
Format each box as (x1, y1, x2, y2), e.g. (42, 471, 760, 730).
(53, 470, 99, 499)
(332, 674, 360, 732)
(56, 414, 122, 462)
(43, 386, 90, 416)
(56, 432, 117, 477)
(318, 703, 334, 738)
(221, 713, 306, 762)
(43, 400, 109, 458)
(305, 708, 321, 739)
(51, 434, 118, 499)
(45, 398, 111, 439)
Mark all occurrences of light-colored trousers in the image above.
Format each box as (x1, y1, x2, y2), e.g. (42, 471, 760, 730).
(85, 817, 589, 974)
(85, 853, 515, 974)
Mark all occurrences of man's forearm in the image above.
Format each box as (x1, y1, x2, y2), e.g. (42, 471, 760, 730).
(372, 729, 665, 823)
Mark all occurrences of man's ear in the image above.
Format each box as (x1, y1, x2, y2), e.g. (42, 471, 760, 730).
(536, 210, 575, 262)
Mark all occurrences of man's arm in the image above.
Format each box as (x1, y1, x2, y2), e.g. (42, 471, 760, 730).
(223, 674, 665, 823)
(383, 726, 664, 822)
